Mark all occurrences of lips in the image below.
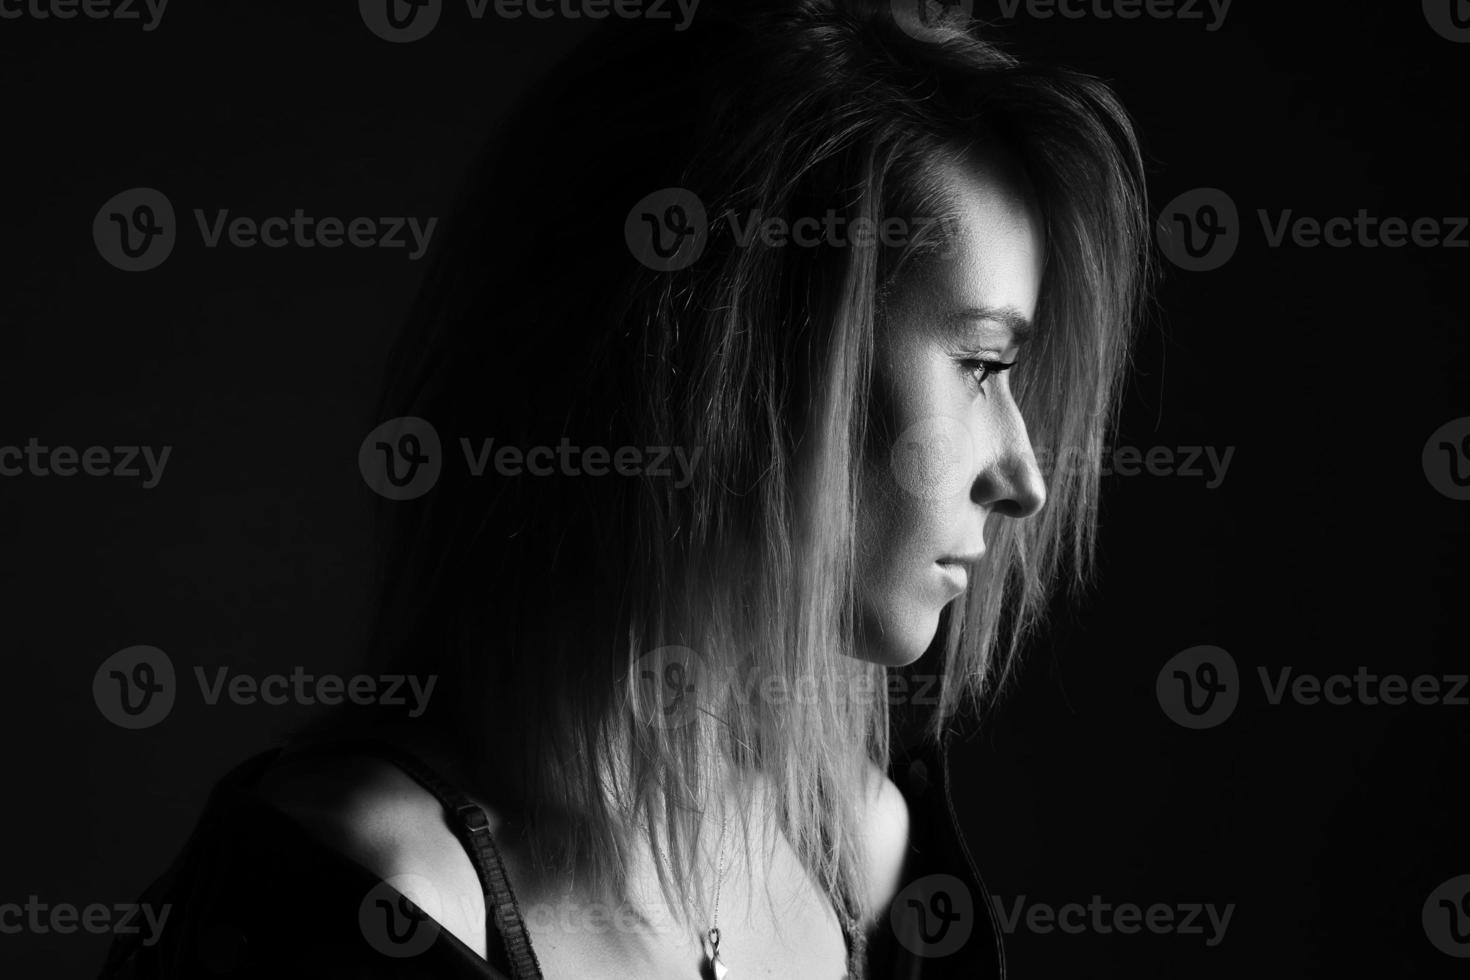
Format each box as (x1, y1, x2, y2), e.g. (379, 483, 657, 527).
(935, 559, 970, 594)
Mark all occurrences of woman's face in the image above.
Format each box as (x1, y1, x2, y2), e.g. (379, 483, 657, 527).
(855, 153, 1048, 666)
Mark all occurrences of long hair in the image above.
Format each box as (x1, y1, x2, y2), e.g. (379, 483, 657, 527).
(354, 0, 1151, 935)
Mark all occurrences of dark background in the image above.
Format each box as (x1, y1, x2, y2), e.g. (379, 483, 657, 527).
(1, 1, 1465, 976)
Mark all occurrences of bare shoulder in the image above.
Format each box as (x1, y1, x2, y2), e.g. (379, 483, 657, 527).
(253, 745, 493, 956)
(858, 759, 911, 919)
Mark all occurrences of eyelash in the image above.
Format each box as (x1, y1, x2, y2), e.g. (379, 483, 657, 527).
(960, 357, 1017, 391)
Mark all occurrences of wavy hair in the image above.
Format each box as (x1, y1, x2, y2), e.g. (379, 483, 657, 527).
(354, 0, 1151, 937)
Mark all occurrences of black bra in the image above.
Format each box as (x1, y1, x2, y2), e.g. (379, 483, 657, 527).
(100, 733, 1001, 979)
(276, 736, 867, 979)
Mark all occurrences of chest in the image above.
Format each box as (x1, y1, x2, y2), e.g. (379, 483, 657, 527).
(507, 835, 853, 979)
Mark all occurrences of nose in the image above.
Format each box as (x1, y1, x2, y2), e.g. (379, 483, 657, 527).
(969, 398, 1046, 519)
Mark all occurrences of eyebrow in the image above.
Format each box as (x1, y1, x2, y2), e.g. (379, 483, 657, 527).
(941, 305, 1035, 346)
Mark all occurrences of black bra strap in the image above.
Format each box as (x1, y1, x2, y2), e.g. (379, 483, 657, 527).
(275, 737, 545, 980)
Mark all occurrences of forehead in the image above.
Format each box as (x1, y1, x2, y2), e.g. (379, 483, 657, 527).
(885, 149, 1045, 335)
(933, 150, 1044, 315)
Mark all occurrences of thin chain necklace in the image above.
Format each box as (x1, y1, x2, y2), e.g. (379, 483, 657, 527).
(703, 809, 730, 980)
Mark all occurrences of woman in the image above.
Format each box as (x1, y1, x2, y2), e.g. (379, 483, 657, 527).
(102, 0, 1150, 976)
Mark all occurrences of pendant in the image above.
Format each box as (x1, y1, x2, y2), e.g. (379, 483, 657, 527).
(702, 927, 729, 980)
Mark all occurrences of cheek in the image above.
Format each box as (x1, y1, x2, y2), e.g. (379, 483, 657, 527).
(861, 347, 971, 565)
(855, 349, 971, 628)
(859, 458, 951, 575)
(854, 459, 953, 664)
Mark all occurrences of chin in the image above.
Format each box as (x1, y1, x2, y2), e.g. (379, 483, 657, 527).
(854, 603, 941, 667)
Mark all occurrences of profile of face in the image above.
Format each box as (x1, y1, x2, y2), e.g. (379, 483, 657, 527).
(854, 149, 1048, 666)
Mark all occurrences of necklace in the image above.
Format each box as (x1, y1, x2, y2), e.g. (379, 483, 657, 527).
(702, 809, 730, 980)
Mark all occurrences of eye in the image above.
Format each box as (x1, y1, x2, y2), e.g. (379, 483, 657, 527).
(959, 357, 1016, 393)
